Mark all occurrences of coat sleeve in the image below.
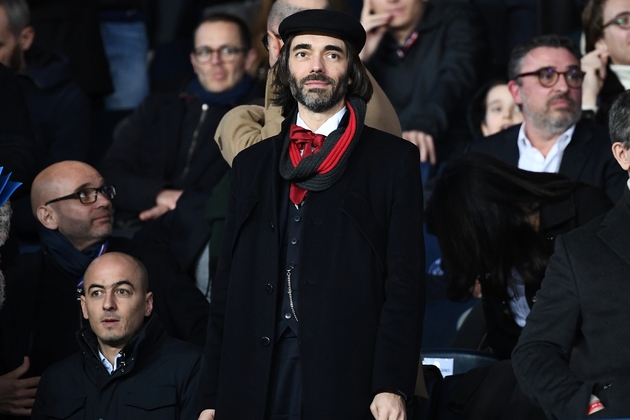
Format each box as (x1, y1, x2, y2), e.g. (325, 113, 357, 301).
(512, 235, 594, 420)
(99, 96, 170, 214)
(371, 142, 425, 401)
(178, 350, 205, 419)
(365, 71, 402, 137)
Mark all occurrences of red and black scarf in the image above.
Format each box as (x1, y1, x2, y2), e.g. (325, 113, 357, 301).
(279, 97, 367, 204)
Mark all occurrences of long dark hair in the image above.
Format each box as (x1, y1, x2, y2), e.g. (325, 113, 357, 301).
(271, 33, 373, 116)
(426, 153, 578, 303)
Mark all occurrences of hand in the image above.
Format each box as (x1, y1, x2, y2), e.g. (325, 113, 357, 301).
(402, 130, 436, 164)
(0, 357, 40, 416)
(581, 46, 608, 108)
(198, 409, 216, 420)
(360, 0, 391, 62)
(138, 189, 183, 221)
(370, 392, 406, 420)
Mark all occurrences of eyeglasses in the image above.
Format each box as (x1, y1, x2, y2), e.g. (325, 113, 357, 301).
(192, 46, 246, 63)
(45, 185, 116, 206)
(515, 67, 585, 88)
(603, 11, 630, 29)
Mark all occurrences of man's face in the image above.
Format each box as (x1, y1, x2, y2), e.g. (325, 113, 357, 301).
(288, 34, 350, 113)
(599, 0, 630, 65)
(509, 47, 581, 134)
(370, 0, 425, 34)
(190, 20, 253, 93)
(0, 6, 21, 71)
(44, 166, 113, 251)
(81, 257, 152, 352)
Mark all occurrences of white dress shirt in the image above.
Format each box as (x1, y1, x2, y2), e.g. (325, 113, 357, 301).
(517, 122, 575, 173)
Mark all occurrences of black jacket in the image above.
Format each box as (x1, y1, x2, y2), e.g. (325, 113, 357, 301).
(0, 236, 208, 386)
(467, 119, 627, 202)
(100, 80, 264, 221)
(31, 315, 203, 420)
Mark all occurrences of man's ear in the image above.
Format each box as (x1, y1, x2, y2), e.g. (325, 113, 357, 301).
(244, 48, 258, 73)
(190, 52, 199, 75)
(18, 26, 34, 51)
(36, 205, 59, 230)
(80, 295, 89, 320)
(612, 142, 630, 172)
(144, 292, 154, 316)
(267, 30, 283, 67)
(507, 80, 522, 105)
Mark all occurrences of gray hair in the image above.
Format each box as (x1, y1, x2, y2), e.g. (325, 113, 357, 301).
(0, 0, 29, 35)
(609, 90, 630, 147)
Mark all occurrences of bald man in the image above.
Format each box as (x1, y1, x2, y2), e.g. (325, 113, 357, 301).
(31, 252, 204, 420)
(213, 0, 402, 166)
(0, 161, 208, 418)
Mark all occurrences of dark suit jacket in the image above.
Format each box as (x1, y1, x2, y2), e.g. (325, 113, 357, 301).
(467, 119, 626, 202)
(202, 118, 425, 419)
(512, 187, 630, 419)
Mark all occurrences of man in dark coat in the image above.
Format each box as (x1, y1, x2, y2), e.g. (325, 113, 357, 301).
(100, 13, 263, 225)
(468, 34, 626, 202)
(0, 161, 208, 419)
(199, 9, 425, 420)
(32, 252, 204, 419)
(512, 89, 630, 419)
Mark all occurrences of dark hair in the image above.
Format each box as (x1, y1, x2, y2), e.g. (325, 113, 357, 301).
(0, 0, 29, 35)
(270, 33, 372, 116)
(507, 34, 581, 82)
(195, 13, 252, 50)
(609, 90, 630, 147)
(426, 153, 578, 303)
(467, 79, 509, 139)
(583, 0, 607, 53)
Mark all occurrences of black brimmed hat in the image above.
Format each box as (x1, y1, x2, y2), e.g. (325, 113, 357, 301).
(278, 9, 366, 52)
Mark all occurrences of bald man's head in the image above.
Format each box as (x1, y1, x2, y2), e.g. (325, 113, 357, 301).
(84, 252, 149, 294)
(32, 161, 114, 251)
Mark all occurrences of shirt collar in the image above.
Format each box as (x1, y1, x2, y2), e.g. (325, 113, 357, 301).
(99, 350, 122, 375)
(296, 106, 347, 137)
(517, 121, 576, 153)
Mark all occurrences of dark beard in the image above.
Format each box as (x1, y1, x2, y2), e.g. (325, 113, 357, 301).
(289, 72, 349, 113)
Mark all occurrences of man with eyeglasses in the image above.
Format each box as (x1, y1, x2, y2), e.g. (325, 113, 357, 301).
(0, 161, 209, 418)
(513, 90, 630, 420)
(100, 13, 264, 224)
(469, 34, 626, 202)
(582, 0, 630, 124)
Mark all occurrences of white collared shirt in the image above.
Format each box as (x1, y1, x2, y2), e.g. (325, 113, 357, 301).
(296, 106, 347, 137)
(517, 122, 576, 173)
(99, 350, 122, 375)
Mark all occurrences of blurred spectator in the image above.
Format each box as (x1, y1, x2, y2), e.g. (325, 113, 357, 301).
(581, 0, 630, 124)
(468, 79, 524, 139)
(360, 0, 488, 165)
(100, 13, 263, 225)
(468, 34, 626, 202)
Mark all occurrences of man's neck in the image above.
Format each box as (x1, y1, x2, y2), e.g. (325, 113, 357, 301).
(297, 100, 345, 132)
(99, 342, 124, 366)
(524, 123, 566, 157)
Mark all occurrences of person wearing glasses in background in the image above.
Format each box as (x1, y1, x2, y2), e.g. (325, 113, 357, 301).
(468, 34, 626, 203)
(100, 13, 264, 225)
(0, 161, 209, 419)
(582, 0, 630, 125)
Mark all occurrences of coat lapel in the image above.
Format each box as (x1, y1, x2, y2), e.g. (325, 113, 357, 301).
(598, 187, 630, 268)
(559, 121, 590, 181)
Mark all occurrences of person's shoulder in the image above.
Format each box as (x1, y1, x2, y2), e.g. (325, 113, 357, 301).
(468, 124, 519, 153)
(40, 351, 84, 381)
(108, 236, 177, 263)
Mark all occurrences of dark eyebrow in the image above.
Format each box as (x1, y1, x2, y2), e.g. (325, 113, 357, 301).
(292, 43, 311, 51)
(87, 280, 135, 291)
(325, 45, 344, 54)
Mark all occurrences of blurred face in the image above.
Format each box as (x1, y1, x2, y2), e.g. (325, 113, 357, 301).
(0, 6, 21, 71)
(81, 256, 152, 353)
(43, 165, 113, 251)
(288, 34, 349, 113)
(190, 20, 254, 93)
(599, 0, 630, 64)
(509, 47, 581, 134)
(370, 0, 426, 35)
(481, 84, 523, 136)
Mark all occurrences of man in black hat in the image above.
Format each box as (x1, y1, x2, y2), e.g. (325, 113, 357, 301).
(199, 9, 424, 420)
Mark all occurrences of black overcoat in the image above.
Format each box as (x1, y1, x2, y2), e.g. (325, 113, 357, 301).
(203, 119, 425, 419)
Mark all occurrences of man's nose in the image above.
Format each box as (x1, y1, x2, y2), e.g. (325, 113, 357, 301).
(103, 292, 116, 310)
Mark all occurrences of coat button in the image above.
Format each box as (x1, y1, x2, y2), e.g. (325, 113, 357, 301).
(266, 284, 274, 294)
(261, 336, 271, 346)
(284, 312, 292, 319)
(270, 222, 275, 231)
(293, 215, 300, 222)
(291, 238, 298, 245)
